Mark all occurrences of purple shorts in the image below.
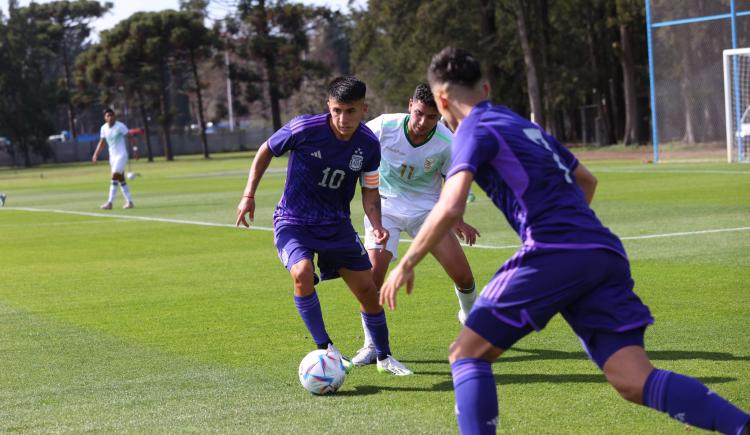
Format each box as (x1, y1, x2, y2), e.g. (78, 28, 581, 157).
(465, 247, 654, 368)
(274, 222, 371, 281)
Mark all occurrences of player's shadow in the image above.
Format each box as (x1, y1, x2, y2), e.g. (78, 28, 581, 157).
(335, 384, 449, 396)
(335, 374, 739, 396)
(402, 347, 750, 365)
(428, 373, 736, 392)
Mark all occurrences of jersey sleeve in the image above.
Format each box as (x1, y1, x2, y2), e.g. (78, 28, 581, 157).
(99, 125, 106, 140)
(118, 123, 129, 136)
(266, 120, 297, 157)
(446, 125, 499, 179)
(363, 138, 381, 173)
(365, 116, 384, 140)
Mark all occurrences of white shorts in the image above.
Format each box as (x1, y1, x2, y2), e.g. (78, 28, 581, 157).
(363, 210, 429, 259)
(110, 155, 127, 174)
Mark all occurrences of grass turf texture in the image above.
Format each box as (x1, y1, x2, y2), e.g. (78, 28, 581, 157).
(1, 153, 748, 433)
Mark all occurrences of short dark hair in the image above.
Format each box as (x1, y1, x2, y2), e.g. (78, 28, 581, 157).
(327, 76, 366, 102)
(427, 47, 483, 88)
(103, 108, 115, 116)
(412, 83, 437, 109)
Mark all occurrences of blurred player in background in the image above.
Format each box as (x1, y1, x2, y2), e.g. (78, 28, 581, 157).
(352, 83, 479, 366)
(380, 48, 750, 434)
(236, 76, 412, 376)
(92, 108, 137, 209)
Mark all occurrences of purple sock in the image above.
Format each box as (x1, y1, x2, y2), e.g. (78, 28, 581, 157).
(361, 311, 390, 359)
(451, 358, 498, 434)
(643, 369, 750, 434)
(293, 292, 330, 348)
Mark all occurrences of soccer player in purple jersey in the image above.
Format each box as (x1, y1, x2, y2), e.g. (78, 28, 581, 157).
(380, 48, 750, 433)
(236, 76, 412, 376)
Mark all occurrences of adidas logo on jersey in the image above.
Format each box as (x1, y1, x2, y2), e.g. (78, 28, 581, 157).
(310, 150, 322, 159)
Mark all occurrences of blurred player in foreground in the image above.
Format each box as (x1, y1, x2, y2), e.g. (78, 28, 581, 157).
(92, 108, 137, 209)
(352, 83, 479, 366)
(236, 76, 412, 376)
(380, 47, 750, 433)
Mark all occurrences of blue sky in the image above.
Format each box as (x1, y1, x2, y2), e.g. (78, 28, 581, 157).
(1, 0, 365, 37)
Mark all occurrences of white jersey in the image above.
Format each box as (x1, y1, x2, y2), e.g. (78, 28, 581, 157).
(100, 121, 129, 161)
(366, 113, 452, 216)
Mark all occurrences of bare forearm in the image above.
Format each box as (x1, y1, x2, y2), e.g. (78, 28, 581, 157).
(400, 171, 472, 270)
(243, 142, 273, 196)
(362, 188, 382, 228)
(401, 201, 462, 269)
(93, 141, 105, 157)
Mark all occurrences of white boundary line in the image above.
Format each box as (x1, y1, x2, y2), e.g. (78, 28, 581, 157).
(2, 206, 274, 232)
(593, 168, 750, 175)
(3, 206, 750, 249)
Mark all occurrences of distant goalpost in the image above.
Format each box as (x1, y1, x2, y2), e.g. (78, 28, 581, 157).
(724, 47, 750, 163)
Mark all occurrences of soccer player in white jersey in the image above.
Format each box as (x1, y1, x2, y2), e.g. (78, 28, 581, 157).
(92, 108, 137, 209)
(352, 84, 479, 366)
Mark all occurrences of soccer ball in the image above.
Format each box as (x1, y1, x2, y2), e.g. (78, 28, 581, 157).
(126, 172, 137, 180)
(298, 349, 347, 395)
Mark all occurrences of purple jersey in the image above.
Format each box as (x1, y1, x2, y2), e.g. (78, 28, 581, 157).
(447, 101, 625, 256)
(268, 113, 380, 226)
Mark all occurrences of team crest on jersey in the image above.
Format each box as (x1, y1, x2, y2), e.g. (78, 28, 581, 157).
(349, 148, 363, 171)
(424, 158, 436, 171)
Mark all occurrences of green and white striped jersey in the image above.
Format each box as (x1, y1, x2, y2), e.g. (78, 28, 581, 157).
(366, 113, 453, 216)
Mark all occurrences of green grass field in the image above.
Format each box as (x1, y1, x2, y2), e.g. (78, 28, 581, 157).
(1, 152, 748, 433)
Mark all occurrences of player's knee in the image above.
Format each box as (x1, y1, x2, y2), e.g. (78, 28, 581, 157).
(448, 340, 461, 364)
(448, 339, 476, 364)
(290, 261, 314, 286)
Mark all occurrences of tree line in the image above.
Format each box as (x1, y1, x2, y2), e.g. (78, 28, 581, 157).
(0, 0, 650, 167)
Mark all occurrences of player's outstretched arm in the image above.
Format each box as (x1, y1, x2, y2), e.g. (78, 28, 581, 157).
(236, 142, 273, 227)
(573, 162, 597, 205)
(380, 170, 474, 309)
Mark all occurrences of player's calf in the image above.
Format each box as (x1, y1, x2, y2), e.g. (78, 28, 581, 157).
(604, 346, 750, 434)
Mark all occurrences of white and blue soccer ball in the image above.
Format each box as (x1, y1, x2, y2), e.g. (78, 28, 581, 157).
(126, 172, 137, 180)
(298, 349, 347, 395)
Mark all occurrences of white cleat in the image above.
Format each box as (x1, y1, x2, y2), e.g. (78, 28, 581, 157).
(100, 202, 113, 210)
(351, 345, 377, 366)
(376, 355, 413, 376)
(123, 201, 134, 209)
(327, 343, 353, 373)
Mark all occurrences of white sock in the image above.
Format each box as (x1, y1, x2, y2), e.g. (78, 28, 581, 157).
(455, 282, 477, 316)
(108, 181, 118, 203)
(361, 315, 374, 348)
(120, 182, 133, 202)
